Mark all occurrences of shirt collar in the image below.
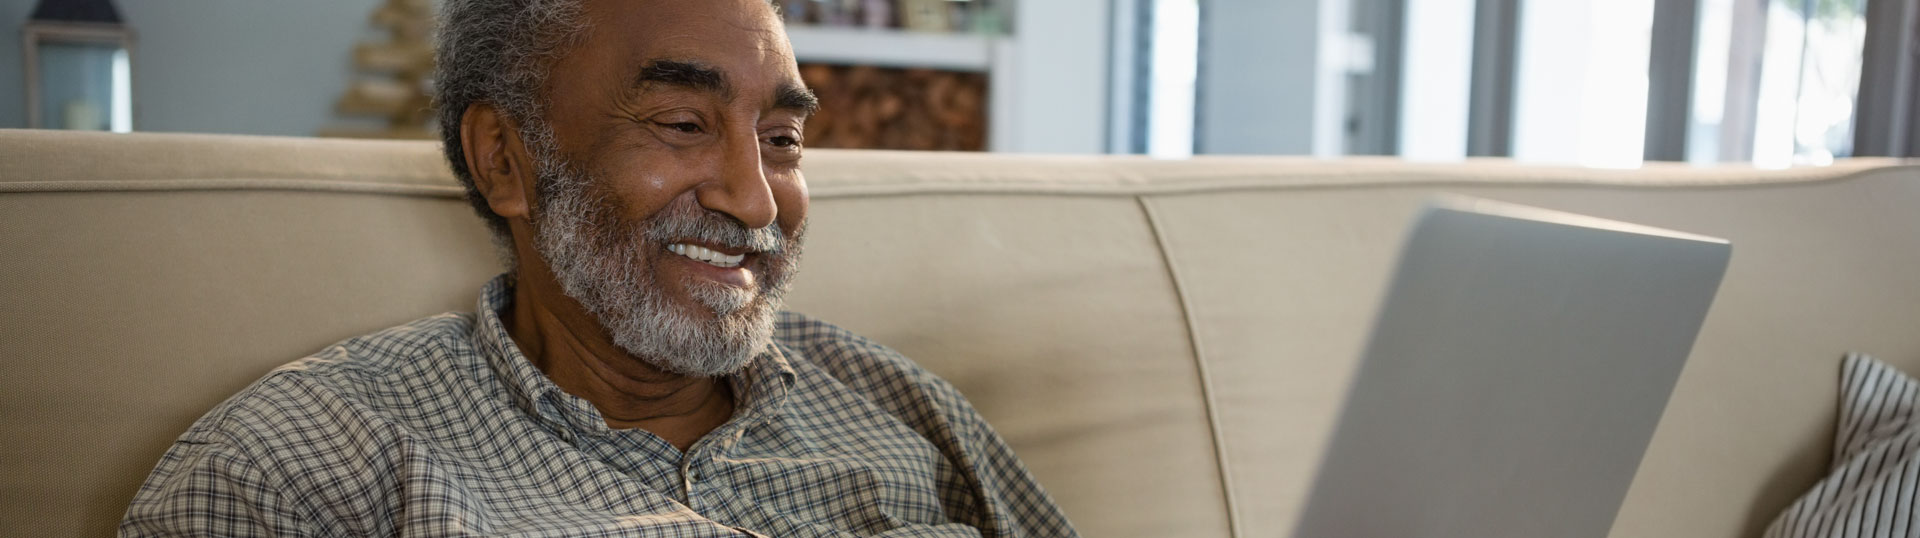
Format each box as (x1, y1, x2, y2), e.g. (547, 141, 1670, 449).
(470, 273, 797, 437)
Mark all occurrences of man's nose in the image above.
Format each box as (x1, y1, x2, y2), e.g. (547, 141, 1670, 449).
(695, 129, 777, 230)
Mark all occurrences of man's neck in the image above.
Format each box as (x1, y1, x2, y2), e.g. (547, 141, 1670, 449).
(503, 271, 734, 452)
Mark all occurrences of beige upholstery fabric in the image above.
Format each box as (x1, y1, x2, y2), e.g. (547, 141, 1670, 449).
(1146, 181, 1920, 538)
(2, 129, 1915, 538)
(0, 134, 501, 538)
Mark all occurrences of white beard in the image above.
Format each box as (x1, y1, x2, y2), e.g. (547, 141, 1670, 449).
(523, 127, 802, 377)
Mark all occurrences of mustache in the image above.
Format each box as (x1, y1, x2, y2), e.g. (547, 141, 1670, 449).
(639, 200, 787, 254)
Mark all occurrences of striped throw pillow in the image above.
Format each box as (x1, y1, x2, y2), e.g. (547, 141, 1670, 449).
(1764, 353, 1919, 538)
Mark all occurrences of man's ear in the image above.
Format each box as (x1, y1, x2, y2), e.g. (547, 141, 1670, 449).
(460, 103, 534, 220)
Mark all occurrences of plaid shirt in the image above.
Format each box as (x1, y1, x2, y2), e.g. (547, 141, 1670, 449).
(121, 275, 1077, 537)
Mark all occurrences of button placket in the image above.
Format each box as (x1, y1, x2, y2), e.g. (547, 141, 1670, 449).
(679, 455, 698, 505)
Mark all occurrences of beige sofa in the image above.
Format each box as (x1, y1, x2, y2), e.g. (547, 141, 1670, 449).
(2, 129, 1916, 537)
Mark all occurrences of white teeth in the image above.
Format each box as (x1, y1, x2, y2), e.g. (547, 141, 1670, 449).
(667, 243, 745, 268)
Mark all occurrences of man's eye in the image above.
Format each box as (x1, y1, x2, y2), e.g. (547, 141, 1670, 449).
(666, 122, 701, 133)
(768, 135, 801, 148)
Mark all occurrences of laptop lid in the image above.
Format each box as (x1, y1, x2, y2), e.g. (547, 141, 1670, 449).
(1292, 196, 1732, 538)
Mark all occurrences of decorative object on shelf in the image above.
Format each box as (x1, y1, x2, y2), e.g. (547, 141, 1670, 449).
(860, 0, 892, 28)
(22, 0, 134, 132)
(319, 0, 436, 139)
(818, 0, 859, 26)
(781, 0, 1012, 34)
(798, 63, 986, 151)
(899, 0, 950, 32)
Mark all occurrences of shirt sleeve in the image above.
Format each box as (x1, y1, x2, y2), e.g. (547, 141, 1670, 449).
(774, 313, 1081, 537)
(940, 386, 1080, 538)
(119, 438, 319, 538)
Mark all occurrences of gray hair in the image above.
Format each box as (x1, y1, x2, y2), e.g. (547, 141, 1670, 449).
(433, 0, 590, 242)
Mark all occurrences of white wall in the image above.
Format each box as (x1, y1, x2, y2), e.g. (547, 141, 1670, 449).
(1195, 0, 1345, 156)
(2, 0, 385, 135)
(1, 0, 37, 130)
(120, 0, 387, 136)
(995, 0, 1112, 153)
(1398, 0, 1475, 161)
(1510, 0, 1654, 168)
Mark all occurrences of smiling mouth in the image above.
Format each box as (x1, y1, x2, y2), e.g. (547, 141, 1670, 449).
(666, 243, 747, 268)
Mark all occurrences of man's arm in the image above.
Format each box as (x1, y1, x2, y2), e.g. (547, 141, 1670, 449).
(937, 385, 1079, 538)
(774, 313, 1080, 537)
(120, 438, 318, 537)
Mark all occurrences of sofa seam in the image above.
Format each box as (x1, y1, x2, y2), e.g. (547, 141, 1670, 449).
(0, 178, 467, 197)
(793, 161, 1920, 193)
(6, 165, 1915, 199)
(1136, 195, 1244, 538)
(797, 165, 1920, 199)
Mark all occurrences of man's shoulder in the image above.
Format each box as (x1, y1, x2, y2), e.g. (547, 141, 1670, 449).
(773, 311, 930, 380)
(770, 314, 1075, 537)
(272, 311, 479, 390)
(180, 312, 481, 445)
(772, 311, 975, 421)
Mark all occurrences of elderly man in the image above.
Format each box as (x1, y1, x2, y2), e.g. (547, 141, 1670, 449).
(117, 0, 1076, 536)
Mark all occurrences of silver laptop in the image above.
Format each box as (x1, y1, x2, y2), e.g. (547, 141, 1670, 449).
(1293, 196, 1732, 538)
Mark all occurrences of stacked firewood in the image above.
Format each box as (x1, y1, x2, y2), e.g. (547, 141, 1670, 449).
(798, 64, 987, 151)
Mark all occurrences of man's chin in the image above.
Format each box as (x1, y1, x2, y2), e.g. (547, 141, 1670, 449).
(674, 283, 757, 317)
(609, 327, 766, 378)
(600, 293, 777, 378)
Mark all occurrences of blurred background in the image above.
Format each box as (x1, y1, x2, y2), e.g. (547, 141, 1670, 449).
(3, 0, 1916, 166)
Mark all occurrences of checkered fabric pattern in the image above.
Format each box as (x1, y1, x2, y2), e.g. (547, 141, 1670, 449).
(120, 275, 1078, 537)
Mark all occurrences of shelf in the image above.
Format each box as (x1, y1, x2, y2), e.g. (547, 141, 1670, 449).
(785, 25, 1001, 72)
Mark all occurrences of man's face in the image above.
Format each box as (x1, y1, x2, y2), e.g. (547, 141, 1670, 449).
(524, 0, 814, 376)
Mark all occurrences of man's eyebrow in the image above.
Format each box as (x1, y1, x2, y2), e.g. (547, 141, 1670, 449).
(776, 84, 820, 116)
(635, 59, 731, 97)
(635, 60, 817, 116)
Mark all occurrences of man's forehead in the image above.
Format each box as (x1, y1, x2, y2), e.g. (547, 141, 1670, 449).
(581, 0, 799, 87)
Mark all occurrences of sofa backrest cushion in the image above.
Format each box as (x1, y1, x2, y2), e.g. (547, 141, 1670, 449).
(3, 130, 1917, 538)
